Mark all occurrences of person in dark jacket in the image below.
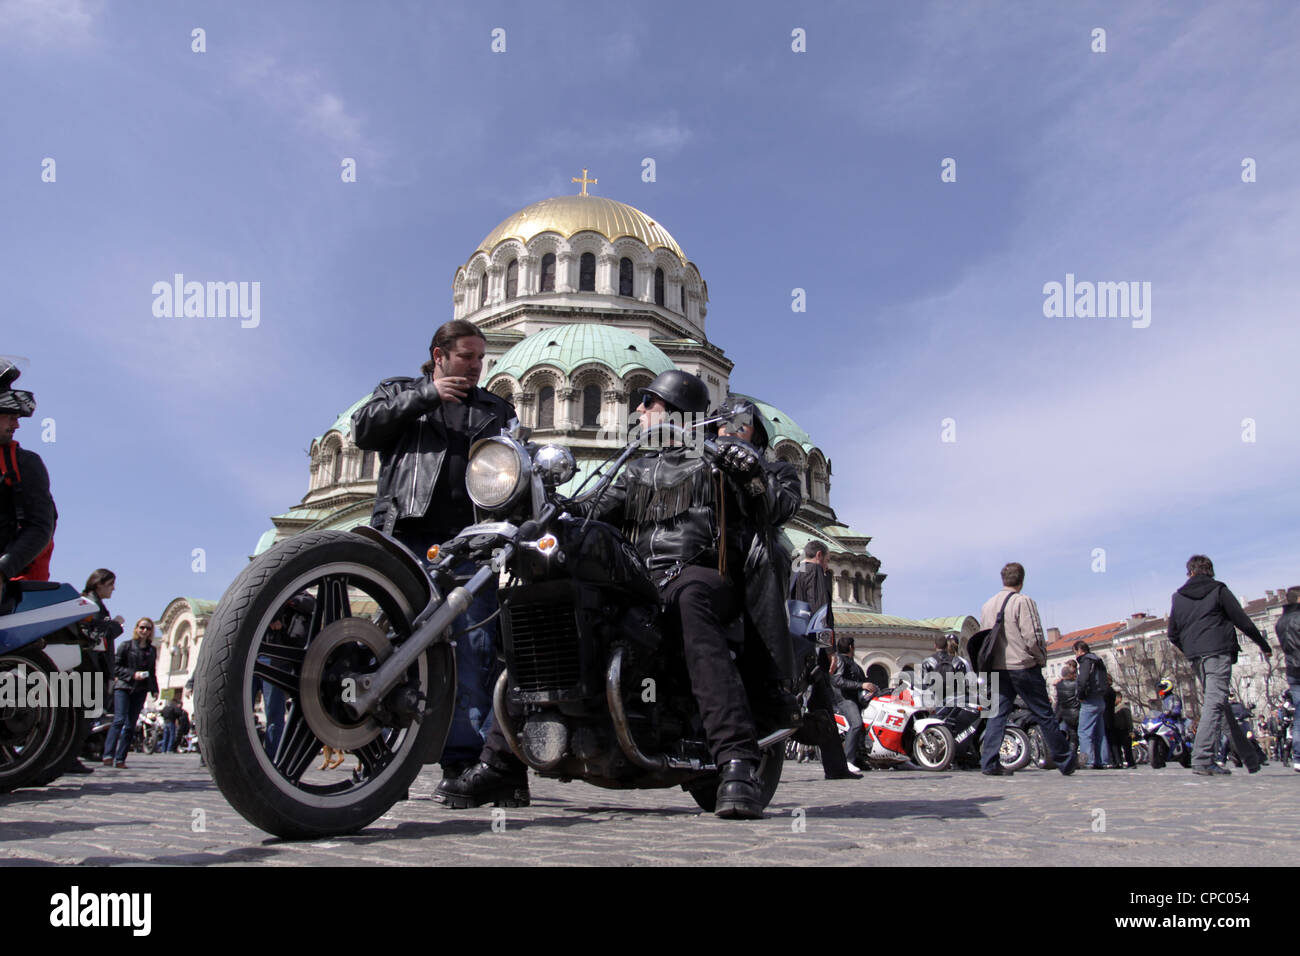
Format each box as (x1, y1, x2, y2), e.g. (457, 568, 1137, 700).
(101, 618, 159, 767)
(1074, 640, 1111, 768)
(160, 695, 184, 754)
(1167, 555, 1272, 775)
(442, 370, 786, 818)
(1108, 690, 1135, 768)
(1276, 587, 1300, 771)
(1054, 660, 1081, 754)
(352, 320, 517, 786)
(789, 540, 860, 778)
(0, 361, 56, 596)
(830, 636, 875, 770)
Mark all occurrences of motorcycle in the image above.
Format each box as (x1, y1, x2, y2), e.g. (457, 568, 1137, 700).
(934, 704, 1032, 771)
(0, 580, 102, 792)
(833, 682, 955, 771)
(1141, 709, 1192, 769)
(134, 709, 163, 754)
(196, 420, 806, 839)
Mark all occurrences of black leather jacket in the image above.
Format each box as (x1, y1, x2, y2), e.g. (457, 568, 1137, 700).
(830, 653, 868, 703)
(1054, 678, 1080, 726)
(352, 376, 517, 534)
(1167, 575, 1269, 662)
(1276, 604, 1300, 680)
(0, 442, 56, 580)
(735, 456, 801, 682)
(113, 638, 158, 695)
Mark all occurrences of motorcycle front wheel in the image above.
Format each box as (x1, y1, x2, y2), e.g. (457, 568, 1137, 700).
(1150, 737, 1167, 769)
(999, 727, 1032, 771)
(0, 648, 77, 793)
(910, 725, 955, 771)
(195, 530, 454, 839)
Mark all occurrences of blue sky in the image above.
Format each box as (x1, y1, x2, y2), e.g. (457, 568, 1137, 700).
(2, 0, 1297, 634)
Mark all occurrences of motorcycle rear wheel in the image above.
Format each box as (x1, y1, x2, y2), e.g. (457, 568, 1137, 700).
(195, 530, 453, 839)
(686, 749, 784, 814)
(999, 727, 1032, 772)
(0, 648, 76, 793)
(910, 725, 955, 771)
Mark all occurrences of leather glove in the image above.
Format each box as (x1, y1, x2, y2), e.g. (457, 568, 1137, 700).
(716, 439, 761, 479)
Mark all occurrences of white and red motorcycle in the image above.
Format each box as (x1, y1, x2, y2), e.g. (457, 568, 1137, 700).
(834, 681, 956, 771)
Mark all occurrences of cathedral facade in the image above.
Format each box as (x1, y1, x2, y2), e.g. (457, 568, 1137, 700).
(155, 188, 973, 701)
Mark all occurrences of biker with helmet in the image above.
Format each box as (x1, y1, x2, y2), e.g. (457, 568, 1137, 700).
(1156, 678, 1183, 719)
(0, 361, 56, 603)
(438, 370, 785, 818)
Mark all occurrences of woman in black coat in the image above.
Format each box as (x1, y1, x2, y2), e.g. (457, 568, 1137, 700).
(101, 617, 159, 767)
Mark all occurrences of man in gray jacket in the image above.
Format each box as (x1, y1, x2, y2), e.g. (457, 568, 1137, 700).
(1168, 555, 1272, 775)
(977, 562, 1076, 776)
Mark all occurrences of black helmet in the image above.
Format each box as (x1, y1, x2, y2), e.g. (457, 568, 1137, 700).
(641, 369, 710, 414)
(714, 394, 773, 449)
(0, 360, 35, 418)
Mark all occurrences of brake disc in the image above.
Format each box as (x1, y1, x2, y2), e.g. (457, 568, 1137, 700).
(298, 618, 393, 751)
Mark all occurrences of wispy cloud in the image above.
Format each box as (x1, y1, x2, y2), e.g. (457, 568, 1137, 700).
(0, 0, 101, 48)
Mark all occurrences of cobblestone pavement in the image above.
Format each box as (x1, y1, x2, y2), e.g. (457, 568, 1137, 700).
(1, 754, 1296, 866)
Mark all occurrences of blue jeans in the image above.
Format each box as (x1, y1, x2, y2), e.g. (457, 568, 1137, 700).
(103, 687, 148, 762)
(1289, 683, 1300, 763)
(393, 530, 502, 768)
(1078, 695, 1108, 767)
(161, 722, 177, 753)
(982, 668, 1074, 772)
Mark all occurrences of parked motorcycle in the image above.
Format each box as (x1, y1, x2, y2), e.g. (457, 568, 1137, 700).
(935, 704, 1032, 771)
(833, 682, 955, 771)
(196, 420, 806, 839)
(0, 581, 102, 792)
(1142, 709, 1192, 769)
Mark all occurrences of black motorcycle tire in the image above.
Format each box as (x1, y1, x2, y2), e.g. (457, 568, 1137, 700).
(1150, 737, 1168, 769)
(30, 711, 93, 787)
(195, 530, 451, 840)
(0, 648, 77, 793)
(999, 727, 1032, 772)
(686, 749, 784, 814)
(1177, 747, 1192, 768)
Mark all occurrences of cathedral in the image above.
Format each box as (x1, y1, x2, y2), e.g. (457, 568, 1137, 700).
(157, 181, 974, 699)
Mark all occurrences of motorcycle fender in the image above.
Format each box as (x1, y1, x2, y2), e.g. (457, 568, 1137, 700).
(913, 716, 945, 734)
(42, 642, 82, 672)
(351, 525, 433, 606)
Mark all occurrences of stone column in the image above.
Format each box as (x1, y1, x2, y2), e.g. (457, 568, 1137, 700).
(519, 254, 538, 296)
(557, 386, 577, 431)
(635, 263, 653, 302)
(485, 264, 504, 306)
(516, 392, 536, 428)
(556, 252, 576, 293)
(597, 253, 618, 295)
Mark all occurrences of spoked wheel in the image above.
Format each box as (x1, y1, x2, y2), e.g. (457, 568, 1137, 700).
(686, 748, 785, 814)
(0, 649, 76, 793)
(195, 530, 455, 839)
(910, 725, 956, 771)
(999, 727, 1032, 771)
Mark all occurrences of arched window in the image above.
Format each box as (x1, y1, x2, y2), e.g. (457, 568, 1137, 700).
(852, 574, 862, 604)
(361, 450, 375, 479)
(505, 259, 518, 300)
(680, 284, 686, 313)
(619, 258, 634, 296)
(331, 448, 342, 485)
(866, 664, 891, 688)
(540, 253, 556, 292)
(478, 272, 488, 307)
(181, 636, 190, 672)
(538, 386, 555, 429)
(654, 267, 665, 306)
(582, 385, 601, 427)
(579, 253, 596, 291)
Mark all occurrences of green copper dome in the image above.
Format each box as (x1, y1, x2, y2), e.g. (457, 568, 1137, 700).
(488, 324, 675, 382)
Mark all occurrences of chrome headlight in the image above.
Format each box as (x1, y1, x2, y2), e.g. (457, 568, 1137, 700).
(466, 437, 531, 511)
(533, 444, 576, 487)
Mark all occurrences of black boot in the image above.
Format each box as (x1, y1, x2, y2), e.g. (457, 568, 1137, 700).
(433, 762, 530, 809)
(714, 759, 763, 820)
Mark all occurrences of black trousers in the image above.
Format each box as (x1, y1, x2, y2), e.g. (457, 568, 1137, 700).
(482, 565, 761, 770)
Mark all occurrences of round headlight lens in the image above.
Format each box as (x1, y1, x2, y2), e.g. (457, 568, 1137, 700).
(533, 444, 576, 487)
(467, 438, 526, 510)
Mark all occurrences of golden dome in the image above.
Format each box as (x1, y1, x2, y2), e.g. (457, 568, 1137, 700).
(476, 195, 686, 261)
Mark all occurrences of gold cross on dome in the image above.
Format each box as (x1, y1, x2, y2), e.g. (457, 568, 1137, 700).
(572, 168, 597, 196)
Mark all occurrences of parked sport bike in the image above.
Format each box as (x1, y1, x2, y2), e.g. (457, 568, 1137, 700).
(834, 681, 955, 771)
(196, 420, 807, 839)
(936, 703, 1032, 771)
(0, 580, 102, 792)
(1142, 709, 1192, 769)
